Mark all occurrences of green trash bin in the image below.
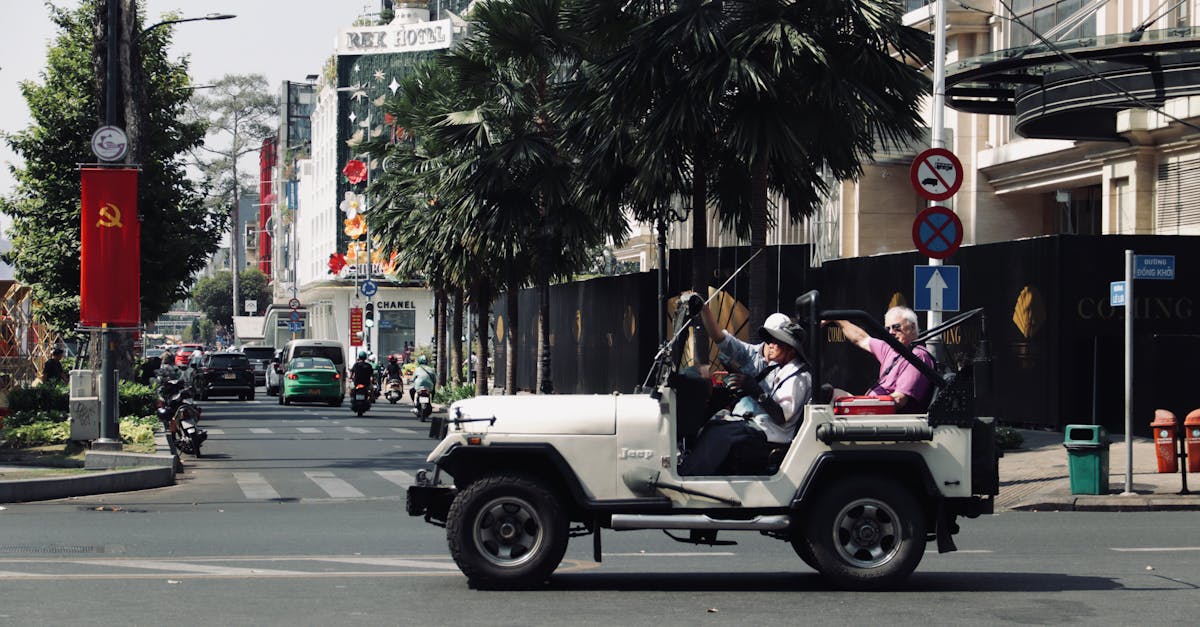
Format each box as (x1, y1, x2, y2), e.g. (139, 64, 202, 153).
(1064, 424, 1110, 495)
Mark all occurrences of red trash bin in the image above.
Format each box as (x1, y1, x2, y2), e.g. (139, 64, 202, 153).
(1152, 409, 1178, 473)
(1185, 409, 1200, 473)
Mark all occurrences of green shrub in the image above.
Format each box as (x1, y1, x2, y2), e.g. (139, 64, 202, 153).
(120, 416, 158, 446)
(4, 410, 69, 428)
(995, 426, 1024, 450)
(8, 385, 69, 412)
(118, 381, 157, 418)
(434, 383, 475, 405)
(2, 420, 70, 448)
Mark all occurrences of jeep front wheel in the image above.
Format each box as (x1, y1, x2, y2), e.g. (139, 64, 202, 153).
(802, 476, 926, 590)
(446, 474, 568, 589)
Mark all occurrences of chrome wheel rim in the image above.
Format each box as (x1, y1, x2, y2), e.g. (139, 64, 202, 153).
(832, 498, 902, 569)
(472, 495, 544, 568)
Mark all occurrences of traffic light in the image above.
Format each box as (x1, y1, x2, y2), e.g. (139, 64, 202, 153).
(364, 302, 375, 327)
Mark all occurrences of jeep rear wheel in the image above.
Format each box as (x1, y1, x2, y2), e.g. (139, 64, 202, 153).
(802, 476, 926, 590)
(446, 474, 568, 589)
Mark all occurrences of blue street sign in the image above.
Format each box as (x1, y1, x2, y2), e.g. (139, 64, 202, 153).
(914, 265, 960, 312)
(289, 310, 301, 322)
(1134, 254, 1175, 280)
(288, 320, 304, 332)
(360, 279, 378, 297)
(1110, 281, 1126, 306)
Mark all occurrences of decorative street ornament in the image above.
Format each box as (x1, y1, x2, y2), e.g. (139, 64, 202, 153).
(339, 191, 365, 218)
(328, 252, 347, 275)
(346, 129, 364, 147)
(344, 214, 366, 239)
(343, 159, 368, 184)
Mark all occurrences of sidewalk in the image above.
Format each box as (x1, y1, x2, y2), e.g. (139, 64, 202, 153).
(998, 429, 1199, 511)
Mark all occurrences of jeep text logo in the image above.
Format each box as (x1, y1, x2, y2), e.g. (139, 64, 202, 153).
(619, 448, 654, 460)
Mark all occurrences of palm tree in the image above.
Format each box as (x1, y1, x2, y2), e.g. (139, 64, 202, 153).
(719, 0, 932, 323)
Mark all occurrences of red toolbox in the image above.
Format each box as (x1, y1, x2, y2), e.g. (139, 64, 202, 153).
(833, 395, 897, 415)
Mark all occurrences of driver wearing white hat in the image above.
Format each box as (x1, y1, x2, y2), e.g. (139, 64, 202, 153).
(678, 294, 812, 476)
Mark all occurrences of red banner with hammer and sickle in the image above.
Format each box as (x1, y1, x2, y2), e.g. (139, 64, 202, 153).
(80, 167, 140, 327)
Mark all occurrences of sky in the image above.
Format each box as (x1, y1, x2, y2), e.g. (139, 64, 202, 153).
(0, 0, 378, 227)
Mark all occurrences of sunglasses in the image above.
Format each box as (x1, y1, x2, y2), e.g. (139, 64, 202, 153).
(887, 323, 906, 332)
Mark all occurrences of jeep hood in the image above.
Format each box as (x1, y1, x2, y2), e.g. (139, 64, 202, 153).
(448, 394, 657, 435)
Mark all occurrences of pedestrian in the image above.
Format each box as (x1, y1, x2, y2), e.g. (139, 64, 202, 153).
(828, 306, 935, 411)
(40, 348, 69, 385)
(0, 372, 11, 430)
(137, 353, 162, 385)
(678, 294, 812, 476)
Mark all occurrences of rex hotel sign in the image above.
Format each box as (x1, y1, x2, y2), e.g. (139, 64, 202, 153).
(337, 19, 453, 56)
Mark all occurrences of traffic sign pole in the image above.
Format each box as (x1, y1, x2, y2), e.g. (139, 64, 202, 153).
(1123, 249, 1134, 495)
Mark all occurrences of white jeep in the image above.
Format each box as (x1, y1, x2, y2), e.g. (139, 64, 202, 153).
(407, 292, 999, 589)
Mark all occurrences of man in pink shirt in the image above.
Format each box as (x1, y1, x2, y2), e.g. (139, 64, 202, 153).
(830, 306, 934, 412)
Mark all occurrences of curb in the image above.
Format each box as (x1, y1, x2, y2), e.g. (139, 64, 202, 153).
(1012, 493, 1200, 512)
(0, 465, 175, 504)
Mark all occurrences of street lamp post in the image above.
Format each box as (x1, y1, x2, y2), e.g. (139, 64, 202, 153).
(94, 3, 235, 449)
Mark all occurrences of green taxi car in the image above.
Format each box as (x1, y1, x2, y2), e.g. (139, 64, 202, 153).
(279, 357, 343, 406)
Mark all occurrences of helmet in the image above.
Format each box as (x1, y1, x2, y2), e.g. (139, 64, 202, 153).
(358, 351, 369, 359)
(417, 355, 428, 365)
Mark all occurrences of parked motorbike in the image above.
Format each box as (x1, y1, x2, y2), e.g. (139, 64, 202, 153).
(413, 386, 433, 422)
(385, 378, 403, 404)
(156, 378, 207, 458)
(350, 383, 372, 417)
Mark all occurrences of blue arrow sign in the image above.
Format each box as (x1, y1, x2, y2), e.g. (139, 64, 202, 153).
(914, 265, 960, 312)
(360, 279, 378, 297)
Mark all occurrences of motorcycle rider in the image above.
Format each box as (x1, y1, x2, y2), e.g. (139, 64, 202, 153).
(350, 351, 375, 392)
(385, 354, 402, 381)
(409, 354, 436, 402)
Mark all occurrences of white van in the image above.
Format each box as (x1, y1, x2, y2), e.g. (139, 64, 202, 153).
(280, 339, 348, 398)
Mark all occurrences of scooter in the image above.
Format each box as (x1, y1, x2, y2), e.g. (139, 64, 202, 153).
(156, 378, 207, 458)
(350, 383, 372, 417)
(413, 386, 433, 422)
(385, 378, 403, 404)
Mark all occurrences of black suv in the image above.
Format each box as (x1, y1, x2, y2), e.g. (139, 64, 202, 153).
(192, 352, 255, 401)
(241, 345, 275, 386)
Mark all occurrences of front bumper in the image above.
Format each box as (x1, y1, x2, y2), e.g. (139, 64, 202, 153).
(406, 473, 456, 524)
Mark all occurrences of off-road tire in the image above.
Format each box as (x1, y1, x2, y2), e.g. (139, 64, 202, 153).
(446, 474, 568, 589)
(801, 476, 926, 590)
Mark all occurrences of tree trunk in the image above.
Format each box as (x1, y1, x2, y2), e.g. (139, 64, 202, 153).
(691, 151, 709, 365)
(435, 289, 448, 384)
(472, 280, 491, 397)
(749, 158, 770, 327)
(536, 273, 552, 394)
(451, 288, 464, 386)
(505, 283, 518, 395)
(120, 0, 142, 165)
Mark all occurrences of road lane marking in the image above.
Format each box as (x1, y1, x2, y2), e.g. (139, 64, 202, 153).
(205, 429, 225, 435)
(71, 559, 308, 576)
(250, 428, 273, 434)
(296, 427, 320, 433)
(391, 428, 416, 434)
(234, 473, 280, 500)
(1112, 547, 1200, 552)
(345, 427, 369, 434)
(305, 471, 364, 498)
(604, 552, 738, 557)
(308, 557, 459, 570)
(375, 470, 414, 487)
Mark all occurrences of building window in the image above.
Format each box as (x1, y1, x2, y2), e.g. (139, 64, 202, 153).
(1009, 0, 1096, 49)
(1113, 177, 1132, 233)
(1156, 156, 1200, 234)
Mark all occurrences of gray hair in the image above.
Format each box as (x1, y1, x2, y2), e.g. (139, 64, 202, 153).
(885, 306, 919, 329)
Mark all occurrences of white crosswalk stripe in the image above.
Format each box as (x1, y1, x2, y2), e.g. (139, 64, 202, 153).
(375, 470, 415, 487)
(344, 427, 368, 434)
(234, 472, 280, 500)
(205, 429, 225, 435)
(249, 427, 273, 434)
(305, 471, 364, 498)
(391, 427, 416, 434)
(296, 427, 320, 433)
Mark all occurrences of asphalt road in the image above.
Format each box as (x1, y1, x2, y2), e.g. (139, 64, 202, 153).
(1, 394, 1197, 626)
